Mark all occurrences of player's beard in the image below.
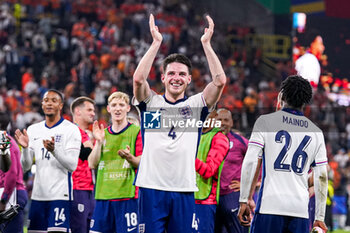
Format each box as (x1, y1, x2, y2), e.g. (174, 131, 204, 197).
(86, 116, 94, 125)
(44, 113, 55, 118)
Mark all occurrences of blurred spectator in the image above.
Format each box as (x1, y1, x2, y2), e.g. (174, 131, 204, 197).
(243, 87, 258, 129)
(295, 31, 325, 88)
(334, 148, 349, 169)
(4, 43, 21, 89)
(32, 29, 48, 53)
(346, 121, 350, 150)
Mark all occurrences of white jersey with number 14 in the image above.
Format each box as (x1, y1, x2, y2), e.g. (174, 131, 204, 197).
(26, 118, 81, 201)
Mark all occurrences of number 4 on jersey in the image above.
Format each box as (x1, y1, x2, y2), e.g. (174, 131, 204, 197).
(168, 126, 176, 140)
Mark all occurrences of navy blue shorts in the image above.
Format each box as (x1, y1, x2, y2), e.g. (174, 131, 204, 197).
(138, 188, 195, 233)
(28, 200, 71, 232)
(70, 190, 95, 233)
(90, 199, 138, 233)
(214, 191, 249, 233)
(250, 213, 309, 233)
(194, 204, 216, 233)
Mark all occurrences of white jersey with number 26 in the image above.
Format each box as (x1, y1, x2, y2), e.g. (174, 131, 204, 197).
(249, 109, 327, 219)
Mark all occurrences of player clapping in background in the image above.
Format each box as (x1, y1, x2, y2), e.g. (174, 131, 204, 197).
(15, 89, 81, 233)
(214, 108, 250, 233)
(88, 92, 142, 233)
(70, 97, 96, 233)
(194, 110, 229, 233)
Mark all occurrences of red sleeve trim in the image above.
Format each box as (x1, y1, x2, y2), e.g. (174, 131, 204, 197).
(135, 131, 143, 157)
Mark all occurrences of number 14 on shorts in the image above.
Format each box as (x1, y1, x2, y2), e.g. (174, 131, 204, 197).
(54, 207, 66, 226)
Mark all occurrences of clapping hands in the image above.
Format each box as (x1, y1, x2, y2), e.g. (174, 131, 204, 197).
(92, 121, 105, 143)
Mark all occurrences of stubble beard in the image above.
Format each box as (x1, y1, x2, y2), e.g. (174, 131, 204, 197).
(45, 113, 54, 117)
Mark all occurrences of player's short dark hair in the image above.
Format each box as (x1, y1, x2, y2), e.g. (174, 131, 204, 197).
(45, 89, 64, 103)
(70, 96, 95, 114)
(0, 112, 10, 130)
(301, 29, 320, 48)
(280, 75, 312, 108)
(163, 53, 192, 74)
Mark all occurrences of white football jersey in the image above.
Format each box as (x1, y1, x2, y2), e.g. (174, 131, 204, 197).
(135, 92, 208, 191)
(249, 109, 327, 218)
(26, 118, 81, 201)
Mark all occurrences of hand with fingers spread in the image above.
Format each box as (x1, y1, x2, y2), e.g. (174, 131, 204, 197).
(43, 136, 55, 152)
(149, 14, 162, 43)
(92, 121, 105, 143)
(15, 129, 29, 148)
(238, 203, 252, 227)
(201, 15, 214, 45)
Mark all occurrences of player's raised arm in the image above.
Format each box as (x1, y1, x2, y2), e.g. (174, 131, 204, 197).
(88, 121, 105, 169)
(201, 15, 226, 109)
(133, 14, 162, 102)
